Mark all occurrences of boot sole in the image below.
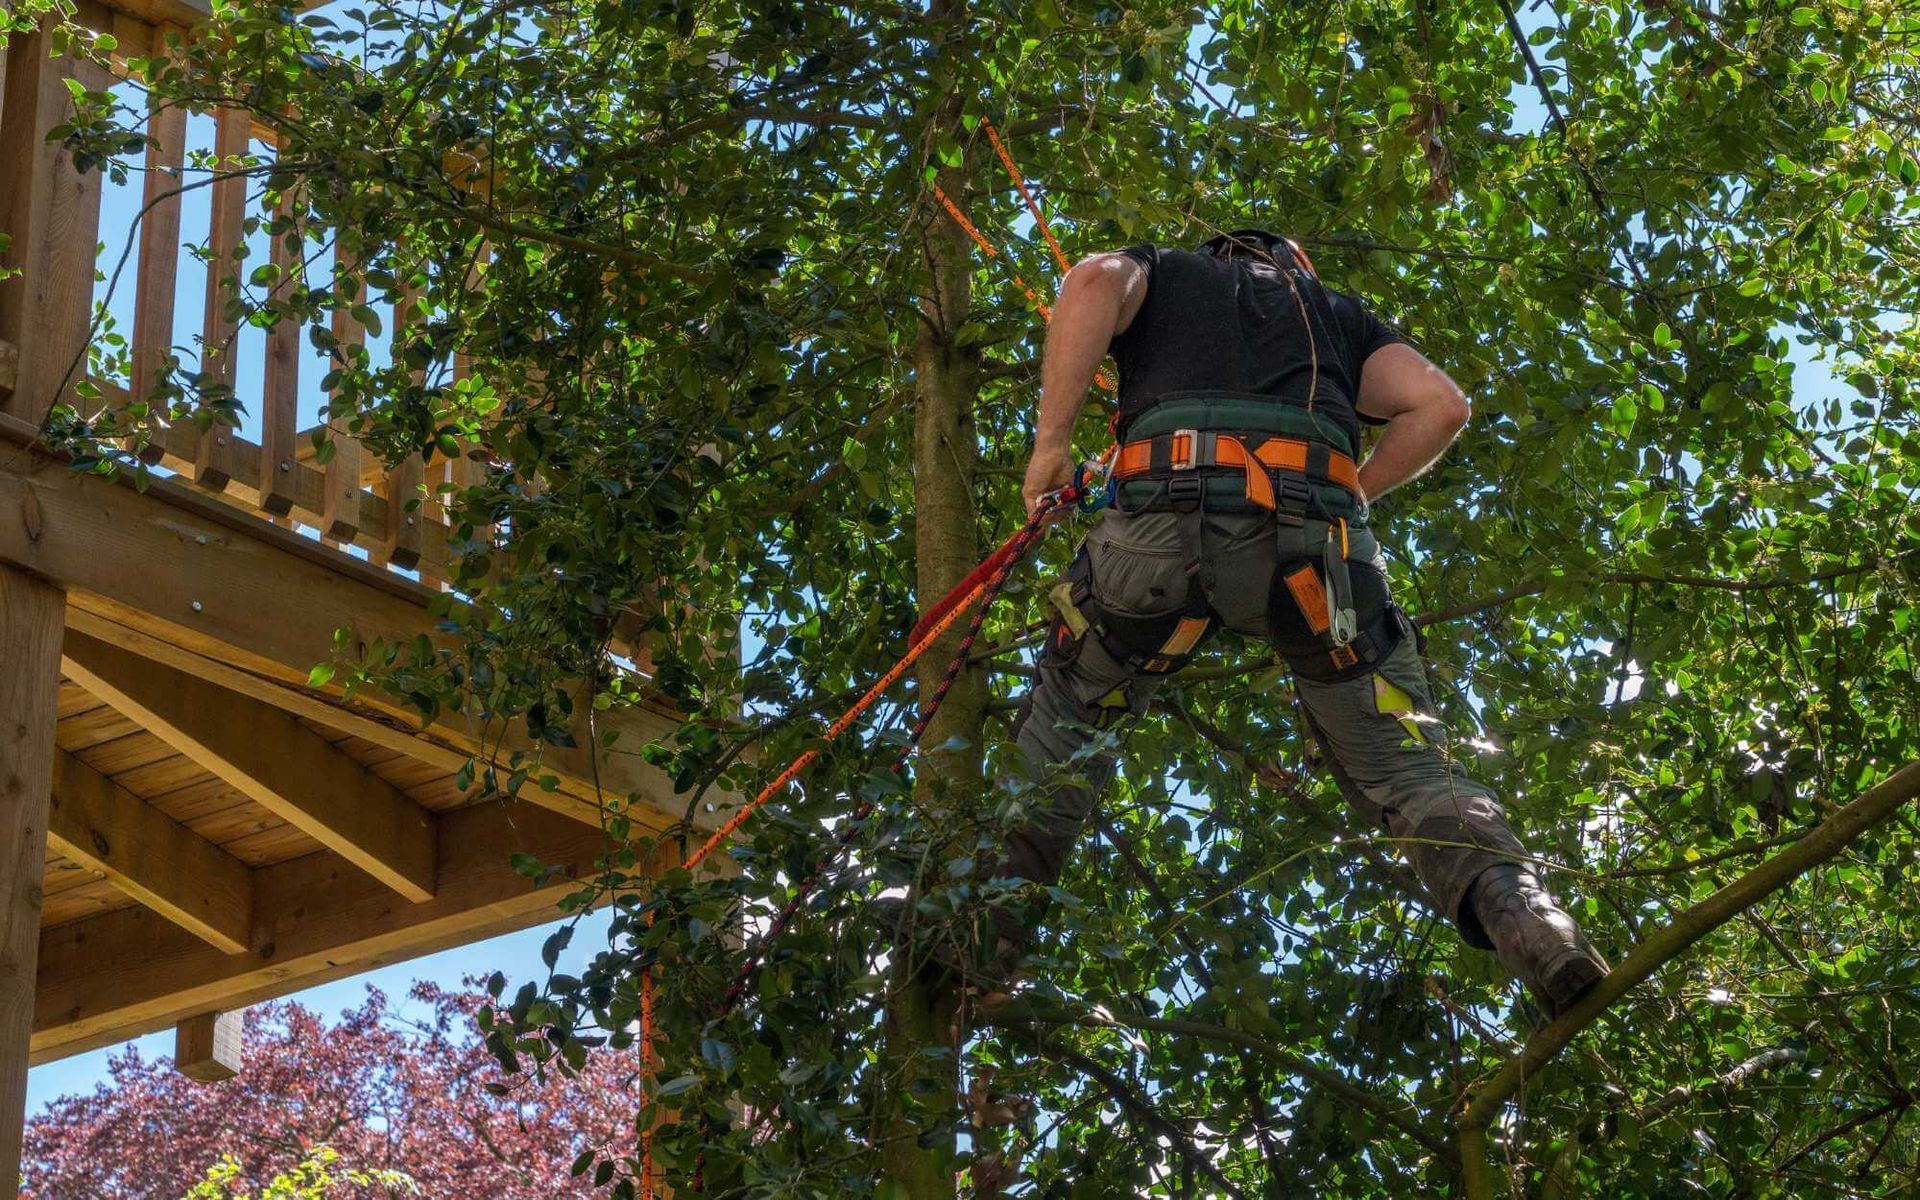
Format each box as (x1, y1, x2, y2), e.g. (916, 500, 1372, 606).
(1542, 954, 1608, 1017)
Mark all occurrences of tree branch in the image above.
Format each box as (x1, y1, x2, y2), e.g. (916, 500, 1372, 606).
(1636, 1046, 1804, 1128)
(987, 998, 1457, 1166)
(1456, 757, 1920, 1196)
(1041, 1039, 1252, 1200)
(1413, 554, 1899, 629)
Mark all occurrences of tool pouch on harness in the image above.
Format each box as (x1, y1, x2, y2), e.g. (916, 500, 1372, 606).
(1045, 522, 1215, 678)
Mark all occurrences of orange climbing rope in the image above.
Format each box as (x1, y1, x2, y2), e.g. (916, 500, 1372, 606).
(982, 118, 1071, 274)
(933, 183, 1054, 320)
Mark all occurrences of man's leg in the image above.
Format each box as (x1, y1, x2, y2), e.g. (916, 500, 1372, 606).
(886, 629, 1151, 989)
(1003, 634, 1148, 892)
(1293, 634, 1607, 1013)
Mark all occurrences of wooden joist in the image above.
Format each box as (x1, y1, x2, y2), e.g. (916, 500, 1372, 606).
(64, 610, 475, 780)
(62, 631, 439, 903)
(32, 798, 665, 1064)
(47, 750, 253, 954)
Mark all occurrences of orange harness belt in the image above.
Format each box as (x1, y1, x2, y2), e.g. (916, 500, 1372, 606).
(1113, 431, 1361, 510)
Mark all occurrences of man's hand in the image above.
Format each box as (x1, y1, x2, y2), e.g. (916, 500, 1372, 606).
(1021, 447, 1076, 519)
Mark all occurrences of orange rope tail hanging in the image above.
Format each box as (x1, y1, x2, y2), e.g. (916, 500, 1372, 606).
(635, 573, 996, 1198)
(981, 118, 1070, 275)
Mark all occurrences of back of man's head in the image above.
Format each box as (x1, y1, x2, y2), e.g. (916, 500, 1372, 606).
(1194, 228, 1291, 261)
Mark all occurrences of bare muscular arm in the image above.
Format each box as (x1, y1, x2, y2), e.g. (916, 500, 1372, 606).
(1020, 253, 1148, 516)
(1351, 342, 1472, 502)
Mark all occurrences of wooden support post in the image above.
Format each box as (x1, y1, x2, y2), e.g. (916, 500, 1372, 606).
(449, 243, 495, 557)
(321, 255, 366, 541)
(0, 22, 104, 423)
(174, 1011, 243, 1082)
(194, 107, 250, 492)
(384, 454, 425, 571)
(130, 86, 187, 463)
(0, 565, 65, 1194)
(258, 179, 300, 515)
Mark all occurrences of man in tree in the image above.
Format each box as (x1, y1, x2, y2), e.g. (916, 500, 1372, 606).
(997, 230, 1610, 1016)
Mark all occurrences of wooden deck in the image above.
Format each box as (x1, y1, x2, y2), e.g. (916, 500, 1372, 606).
(0, 0, 727, 1187)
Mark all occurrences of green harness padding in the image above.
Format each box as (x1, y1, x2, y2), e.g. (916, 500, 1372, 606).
(1125, 391, 1357, 456)
(1115, 392, 1364, 520)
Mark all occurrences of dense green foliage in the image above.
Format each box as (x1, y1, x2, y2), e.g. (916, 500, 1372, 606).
(43, 0, 1920, 1193)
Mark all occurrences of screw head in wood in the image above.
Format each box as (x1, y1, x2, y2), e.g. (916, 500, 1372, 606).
(191, 600, 203, 612)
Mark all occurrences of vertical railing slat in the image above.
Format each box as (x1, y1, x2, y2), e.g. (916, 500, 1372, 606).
(130, 89, 186, 463)
(449, 243, 495, 567)
(258, 175, 300, 515)
(0, 22, 104, 423)
(321, 252, 366, 542)
(383, 268, 424, 570)
(194, 106, 249, 491)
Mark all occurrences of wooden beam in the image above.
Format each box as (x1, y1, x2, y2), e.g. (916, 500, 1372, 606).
(63, 609, 475, 780)
(0, 418, 708, 833)
(0, 565, 65, 1193)
(47, 749, 253, 953)
(0, 21, 104, 422)
(32, 798, 669, 1064)
(62, 631, 439, 902)
(174, 1011, 243, 1082)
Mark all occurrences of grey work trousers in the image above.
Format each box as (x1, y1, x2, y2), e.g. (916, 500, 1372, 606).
(1004, 507, 1529, 947)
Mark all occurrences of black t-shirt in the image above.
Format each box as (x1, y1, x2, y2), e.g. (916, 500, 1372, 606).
(1108, 244, 1406, 448)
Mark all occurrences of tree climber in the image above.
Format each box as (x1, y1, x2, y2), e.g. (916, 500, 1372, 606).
(979, 229, 1610, 1017)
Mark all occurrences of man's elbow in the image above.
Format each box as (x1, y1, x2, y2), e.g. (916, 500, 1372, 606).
(1440, 386, 1471, 434)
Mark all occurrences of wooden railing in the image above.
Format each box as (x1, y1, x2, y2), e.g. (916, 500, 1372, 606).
(0, 7, 484, 589)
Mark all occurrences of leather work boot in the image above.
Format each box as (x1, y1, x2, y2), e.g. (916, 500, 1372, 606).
(1468, 864, 1610, 1018)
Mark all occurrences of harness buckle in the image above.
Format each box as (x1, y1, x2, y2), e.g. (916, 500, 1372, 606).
(1273, 474, 1313, 512)
(1168, 428, 1201, 470)
(1165, 475, 1203, 512)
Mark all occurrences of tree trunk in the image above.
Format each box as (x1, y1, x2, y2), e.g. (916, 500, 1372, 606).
(881, 40, 980, 1196)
